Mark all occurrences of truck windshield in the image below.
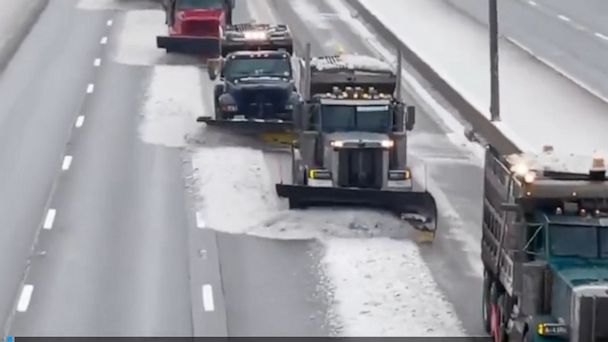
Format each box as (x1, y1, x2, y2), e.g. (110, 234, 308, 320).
(321, 105, 391, 133)
(223, 58, 291, 80)
(550, 225, 608, 258)
(176, 0, 225, 10)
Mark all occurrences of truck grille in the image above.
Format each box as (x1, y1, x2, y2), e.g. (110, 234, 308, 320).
(336, 148, 384, 189)
(238, 88, 287, 119)
(182, 20, 220, 37)
(578, 295, 608, 341)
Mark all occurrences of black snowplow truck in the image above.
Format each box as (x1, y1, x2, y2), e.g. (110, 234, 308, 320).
(197, 23, 297, 143)
(275, 44, 438, 241)
(481, 145, 608, 342)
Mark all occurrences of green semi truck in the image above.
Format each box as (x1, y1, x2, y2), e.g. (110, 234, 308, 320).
(481, 145, 608, 342)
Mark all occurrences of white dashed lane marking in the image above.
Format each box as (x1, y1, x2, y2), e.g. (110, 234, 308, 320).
(75, 115, 85, 128)
(86, 84, 95, 94)
(596, 32, 608, 41)
(100, 36, 108, 45)
(62, 156, 73, 171)
(43, 209, 57, 230)
(196, 211, 206, 229)
(16, 285, 34, 312)
(557, 14, 571, 22)
(202, 285, 215, 312)
(94, 58, 101, 67)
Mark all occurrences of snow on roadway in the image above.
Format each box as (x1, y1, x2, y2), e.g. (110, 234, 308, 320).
(325, 238, 464, 336)
(113, 6, 466, 337)
(140, 65, 204, 147)
(356, 0, 608, 156)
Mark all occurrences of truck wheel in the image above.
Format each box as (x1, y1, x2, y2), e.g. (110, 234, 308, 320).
(482, 269, 493, 333)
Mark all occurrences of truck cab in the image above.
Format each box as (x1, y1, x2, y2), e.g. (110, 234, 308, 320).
(276, 48, 437, 238)
(158, 0, 235, 55)
(209, 50, 300, 121)
(296, 89, 415, 190)
(482, 146, 608, 342)
(291, 53, 415, 190)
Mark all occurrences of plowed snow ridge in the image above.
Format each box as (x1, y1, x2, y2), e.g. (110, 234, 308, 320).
(122, 7, 466, 336)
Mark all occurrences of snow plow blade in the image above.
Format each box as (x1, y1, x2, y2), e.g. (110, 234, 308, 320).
(276, 184, 438, 231)
(157, 36, 221, 55)
(197, 117, 295, 144)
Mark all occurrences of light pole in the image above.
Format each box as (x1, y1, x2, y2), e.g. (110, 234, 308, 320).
(489, 0, 500, 121)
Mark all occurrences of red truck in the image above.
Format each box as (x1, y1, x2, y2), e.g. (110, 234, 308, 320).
(157, 0, 235, 56)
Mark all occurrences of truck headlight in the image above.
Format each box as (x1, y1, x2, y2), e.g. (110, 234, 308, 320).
(537, 323, 568, 337)
(524, 171, 536, 183)
(381, 140, 394, 148)
(244, 31, 267, 40)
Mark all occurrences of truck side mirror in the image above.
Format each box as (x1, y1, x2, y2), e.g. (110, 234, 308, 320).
(207, 59, 222, 81)
(406, 106, 416, 131)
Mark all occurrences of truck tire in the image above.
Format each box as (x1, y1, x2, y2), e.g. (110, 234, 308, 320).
(482, 269, 493, 334)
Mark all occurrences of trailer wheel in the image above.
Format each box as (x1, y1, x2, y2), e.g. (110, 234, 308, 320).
(482, 269, 493, 333)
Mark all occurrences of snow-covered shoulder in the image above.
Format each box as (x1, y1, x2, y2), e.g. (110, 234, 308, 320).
(312, 54, 394, 73)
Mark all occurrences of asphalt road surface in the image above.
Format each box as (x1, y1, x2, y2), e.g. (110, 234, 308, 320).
(1, 0, 486, 337)
(445, 0, 608, 101)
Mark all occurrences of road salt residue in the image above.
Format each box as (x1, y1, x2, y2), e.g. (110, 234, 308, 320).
(140, 65, 204, 148)
(324, 238, 465, 336)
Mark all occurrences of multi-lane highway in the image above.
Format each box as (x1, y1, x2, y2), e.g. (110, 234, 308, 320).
(1, 0, 486, 337)
(446, 0, 608, 101)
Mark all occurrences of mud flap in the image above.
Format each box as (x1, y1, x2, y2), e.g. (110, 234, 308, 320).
(197, 117, 294, 143)
(275, 184, 438, 236)
(157, 36, 221, 56)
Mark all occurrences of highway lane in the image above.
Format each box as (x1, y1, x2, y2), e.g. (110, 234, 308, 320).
(8, 7, 195, 335)
(7, 0, 330, 336)
(444, 0, 608, 101)
(534, 0, 608, 34)
(4, 0, 486, 337)
(269, 0, 486, 335)
(0, 0, 110, 334)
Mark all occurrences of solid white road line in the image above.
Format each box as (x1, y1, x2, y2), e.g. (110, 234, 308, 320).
(202, 284, 215, 312)
(62, 156, 73, 171)
(100, 36, 108, 45)
(43, 209, 57, 230)
(75, 115, 85, 128)
(196, 212, 206, 229)
(16, 285, 34, 312)
(595, 32, 608, 41)
(94, 58, 102, 67)
(557, 14, 571, 22)
(86, 84, 95, 94)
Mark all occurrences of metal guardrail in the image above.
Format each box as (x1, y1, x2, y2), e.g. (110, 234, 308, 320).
(347, 0, 522, 156)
